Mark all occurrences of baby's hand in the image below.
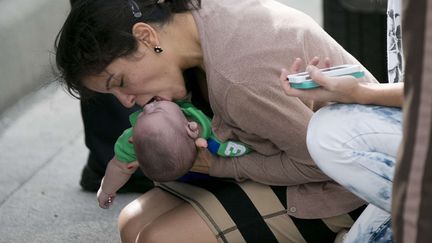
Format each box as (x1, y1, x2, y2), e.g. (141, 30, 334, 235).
(97, 187, 116, 209)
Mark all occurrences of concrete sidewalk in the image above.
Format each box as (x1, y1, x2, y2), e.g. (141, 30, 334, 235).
(0, 84, 140, 243)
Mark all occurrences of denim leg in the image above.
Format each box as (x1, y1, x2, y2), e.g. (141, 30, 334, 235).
(344, 205, 393, 243)
(307, 104, 402, 212)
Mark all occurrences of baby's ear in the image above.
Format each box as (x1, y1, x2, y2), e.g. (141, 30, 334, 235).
(185, 121, 200, 139)
(128, 136, 134, 144)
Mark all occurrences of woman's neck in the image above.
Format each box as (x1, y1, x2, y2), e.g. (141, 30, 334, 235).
(164, 12, 204, 70)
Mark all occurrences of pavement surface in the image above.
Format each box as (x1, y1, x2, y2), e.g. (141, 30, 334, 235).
(0, 84, 140, 243)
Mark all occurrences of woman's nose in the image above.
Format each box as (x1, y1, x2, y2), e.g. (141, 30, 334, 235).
(112, 90, 136, 108)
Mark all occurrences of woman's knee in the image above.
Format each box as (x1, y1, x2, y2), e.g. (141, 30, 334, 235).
(136, 223, 167, 243)
(136, 203, 217, 243)
(118, 197, 150, 243)
(136, 221, 216, 243)
(118, 188, 183, 243)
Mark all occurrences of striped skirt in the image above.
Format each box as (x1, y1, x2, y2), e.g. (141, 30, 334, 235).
(158, 179, 365, 243)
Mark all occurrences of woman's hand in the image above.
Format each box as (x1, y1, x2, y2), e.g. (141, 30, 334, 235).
(190, 147, 214, 174)
(188, 124, 213, 173)
(280, 57, 364, 104)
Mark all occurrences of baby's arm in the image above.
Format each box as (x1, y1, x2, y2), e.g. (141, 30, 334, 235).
(97, 157, 139, 209)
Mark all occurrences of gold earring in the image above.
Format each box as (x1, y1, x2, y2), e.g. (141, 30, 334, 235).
(154, 46, 163, 53)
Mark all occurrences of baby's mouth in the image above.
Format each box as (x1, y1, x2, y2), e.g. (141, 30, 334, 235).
(146, 97, 157, 104)
(146, 96, 168, 105)
(142, 96, 171, 109)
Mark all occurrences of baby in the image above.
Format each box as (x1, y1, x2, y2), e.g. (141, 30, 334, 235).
(133, 100, 198, 182)
(97, 100, 250, 209)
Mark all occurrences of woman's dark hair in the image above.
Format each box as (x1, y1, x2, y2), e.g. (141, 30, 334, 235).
(55, 0, 201, 99)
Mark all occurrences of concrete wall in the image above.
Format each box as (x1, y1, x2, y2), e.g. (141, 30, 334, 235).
(0, 0, 69, 113)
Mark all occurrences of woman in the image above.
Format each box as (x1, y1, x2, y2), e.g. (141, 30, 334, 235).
(55, 0, 379, 242)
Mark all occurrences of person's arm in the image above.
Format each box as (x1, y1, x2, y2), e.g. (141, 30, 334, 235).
(280, 64, 404, 107)
(195, 8, 380, 185)
(201, 86, 337, 182)
(97, 158, 138, 209)
(204, 84, 331, 186)
(357, 82, 403, 107)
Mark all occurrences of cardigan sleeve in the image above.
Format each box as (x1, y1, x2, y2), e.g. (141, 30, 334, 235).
(209, 83, 331, 186)
(207, 6, 377, 185)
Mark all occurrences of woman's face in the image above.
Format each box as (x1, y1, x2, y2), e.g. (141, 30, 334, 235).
(82, 43, 187, 108)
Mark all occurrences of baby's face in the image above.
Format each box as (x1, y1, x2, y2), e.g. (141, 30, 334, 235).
(142, 100, 183, 118)
(137, 100, 188, 131)
(136, 100, 199, 140)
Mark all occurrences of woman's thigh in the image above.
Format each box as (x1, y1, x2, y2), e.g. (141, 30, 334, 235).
(157, 181, 364, 243)
(136, 203, 218, 243)
(118, 188, 184, 243)
(307, 104, 402, 212)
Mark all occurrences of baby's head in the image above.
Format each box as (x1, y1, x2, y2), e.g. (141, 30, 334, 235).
(133, 101, 197, 182)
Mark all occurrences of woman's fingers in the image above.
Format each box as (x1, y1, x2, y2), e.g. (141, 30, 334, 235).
(306, 65, 330, 87)
(289, 57, 303, 73)
(280, 56, 335, 99)
(309, 56, 320, 66)
(324, 57, 332, 68)
(195, 138, 208, 148)
(279, 68, 292, 92)
(281, 57, 358, 103)
(287, 56, 330, 76)
(280, 68, 317, 99)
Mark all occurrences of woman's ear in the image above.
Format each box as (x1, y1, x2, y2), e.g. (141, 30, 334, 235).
(132, 23, 159, 48)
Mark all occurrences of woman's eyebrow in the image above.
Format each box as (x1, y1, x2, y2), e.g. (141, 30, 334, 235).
(105, 73, 115, 90)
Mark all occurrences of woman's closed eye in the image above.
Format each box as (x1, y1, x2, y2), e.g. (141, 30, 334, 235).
(104, 72, 126, 91)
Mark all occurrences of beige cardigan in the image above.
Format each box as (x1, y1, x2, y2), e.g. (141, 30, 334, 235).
(192, 0, 376, 219)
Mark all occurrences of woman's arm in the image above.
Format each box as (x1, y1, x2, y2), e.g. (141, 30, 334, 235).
(280, 64, 404, 107)
(205, 83, 334, 186)
(199, 6, 382, 185)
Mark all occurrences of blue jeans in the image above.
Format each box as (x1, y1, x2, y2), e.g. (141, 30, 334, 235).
(307, 104, 402, 242)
